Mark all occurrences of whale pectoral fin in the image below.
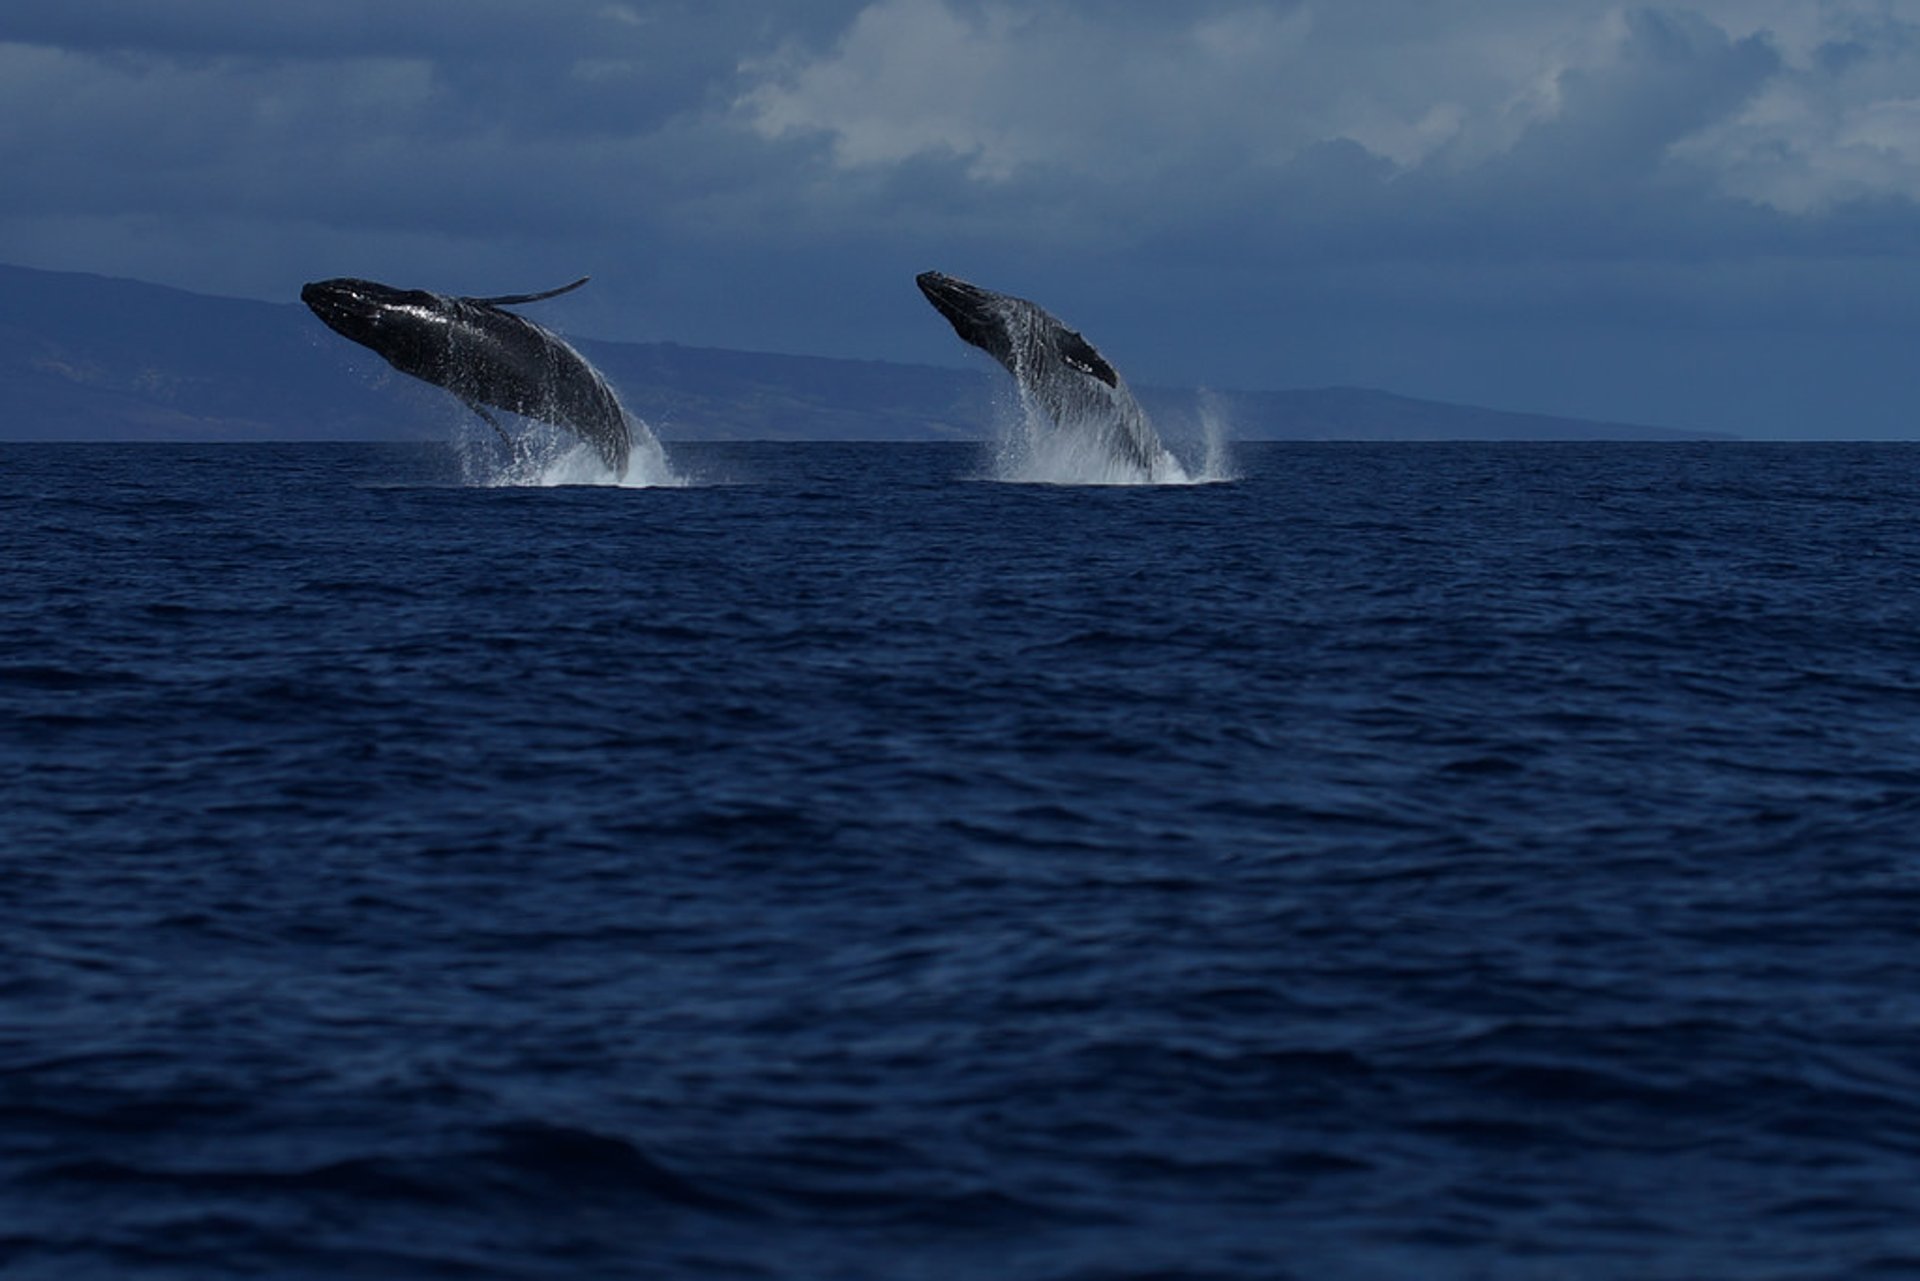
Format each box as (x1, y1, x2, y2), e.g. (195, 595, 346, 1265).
(461, 399, 518, 451)
(1058, 330, 1119, 388)
(467, 277, 590, 308)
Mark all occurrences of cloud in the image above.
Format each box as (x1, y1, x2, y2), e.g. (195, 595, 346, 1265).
(742, 0, 1319, 180)
(1, 1, 1918, 436)
(1674, 6, 1920, 213)
(739, 0, 1920, 227)
(8, 0, 1915, 257)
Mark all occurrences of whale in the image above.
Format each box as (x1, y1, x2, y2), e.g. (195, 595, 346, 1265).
(302, 275, 632, 476)
(915, 270, 1165, 476)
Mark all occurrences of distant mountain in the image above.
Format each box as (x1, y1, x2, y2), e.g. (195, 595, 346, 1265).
(0, 263, 423, 442)
(0, 263, 1721, 443)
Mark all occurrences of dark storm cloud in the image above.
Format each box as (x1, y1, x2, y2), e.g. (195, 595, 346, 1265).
(3, 1, 1919, 435)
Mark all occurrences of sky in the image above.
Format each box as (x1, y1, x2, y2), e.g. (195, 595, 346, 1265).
(3, 0, 1919, 437)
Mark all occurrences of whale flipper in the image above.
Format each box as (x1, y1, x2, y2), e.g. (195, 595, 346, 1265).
(467, 277, 590, 308)
(461, 397, 517, 450)
(1056, 330, 1117, 387)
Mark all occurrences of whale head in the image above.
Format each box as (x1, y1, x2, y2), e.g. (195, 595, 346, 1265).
(916, 272, 1011, 359)
(916, 270, 1118, 389)
(301, 278, 452, 352)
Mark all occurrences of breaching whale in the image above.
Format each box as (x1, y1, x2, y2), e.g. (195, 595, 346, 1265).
(301, 275, 632, 477)
(915, 271, 1166, 477)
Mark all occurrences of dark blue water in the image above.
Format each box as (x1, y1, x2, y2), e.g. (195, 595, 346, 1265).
(4, 440, 1920, 1280)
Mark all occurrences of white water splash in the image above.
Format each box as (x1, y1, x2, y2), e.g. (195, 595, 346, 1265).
(434, 326, 683, 488)
(975, 297, 1236, 486)
(989, 384, 1237, 487)
(456, 412, 684, 489)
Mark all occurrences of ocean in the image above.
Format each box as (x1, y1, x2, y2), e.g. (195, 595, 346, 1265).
(3, 438, 1919, 1279)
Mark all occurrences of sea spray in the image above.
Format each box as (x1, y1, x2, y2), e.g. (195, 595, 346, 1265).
(457, 411, 682, 488)
(1194, 388, 1240, 484)
(987, 336, 1190, 485)
(987, 379, 1238, 487)
(995, 403, 1190, 485)
(443, 327, 680, 487)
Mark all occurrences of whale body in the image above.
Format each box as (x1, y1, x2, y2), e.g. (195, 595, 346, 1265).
(916, 271, 1165, 477)
(302, 275, 632, 476)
